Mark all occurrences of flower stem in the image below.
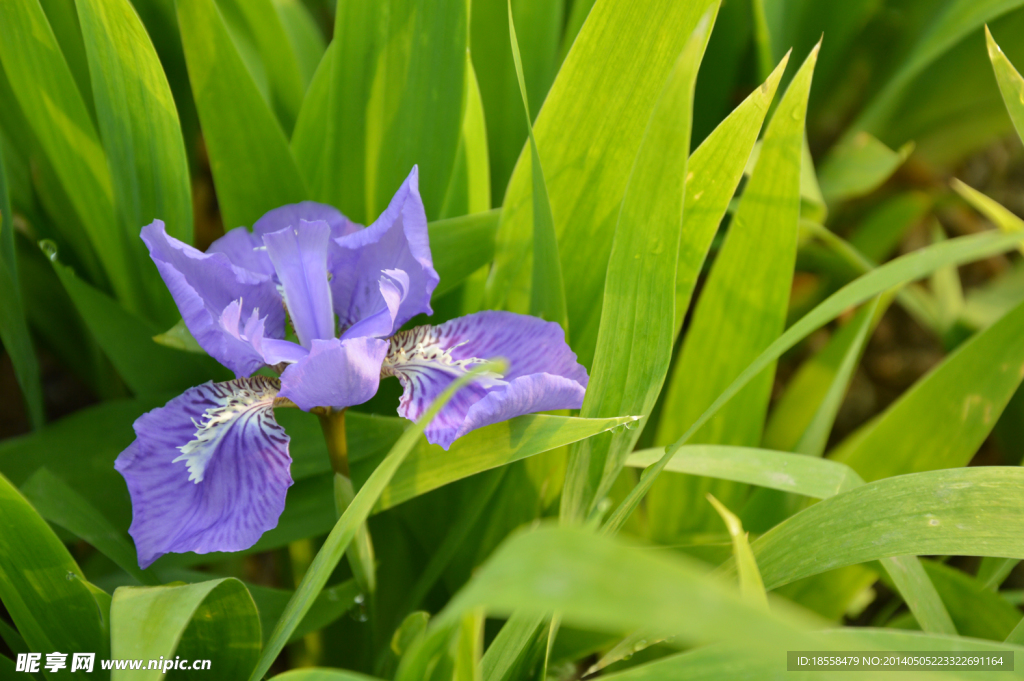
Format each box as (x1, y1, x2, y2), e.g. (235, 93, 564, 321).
(317, 408, 350, 478)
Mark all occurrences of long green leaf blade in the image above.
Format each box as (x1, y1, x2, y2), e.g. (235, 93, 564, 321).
(76, 0, 192, 327)
(485, 0, 719, 368)
(508, 0, 567, 333)
(177, 0, 307, 230)
(560, 8, 714, 521)
(606, 227, 1024, 534)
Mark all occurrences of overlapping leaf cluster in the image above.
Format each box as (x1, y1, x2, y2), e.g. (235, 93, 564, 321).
(3, 0, 1024, 679)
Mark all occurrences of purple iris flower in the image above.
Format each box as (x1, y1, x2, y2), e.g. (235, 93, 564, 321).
(115, 167, 588, 568)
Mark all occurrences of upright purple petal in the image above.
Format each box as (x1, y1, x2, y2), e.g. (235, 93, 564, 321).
(206, 227, 274, 277)
(142, 221, 285, 377)
(331, 167, 438, 337)
(114, 377, 292, 568)
(253, 201, 361, 241)
(382, 311, 589, 449)
(263, 220, 336, 347)
(278, 337, 388, 411)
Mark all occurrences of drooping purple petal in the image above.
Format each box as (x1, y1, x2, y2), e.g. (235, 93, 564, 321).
(114, 377, 292, 569)
(263, 220, 336, 347)
(253, 201, 361, 241)
(340, 269, 408, 341)
(278, 337, 389, 411)
(331, 167, 438, 337)
(142, 221, 285, 377)
(382, 311, 589, 449)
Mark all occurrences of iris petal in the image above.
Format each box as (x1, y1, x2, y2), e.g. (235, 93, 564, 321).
(264, 220, 337, 347)
(278, 337, 389, 411)
(382, 311, 589, 449)
(142, 221, 284, 377)
(331, 167, 438, 337)
(114, 377, 292, 568)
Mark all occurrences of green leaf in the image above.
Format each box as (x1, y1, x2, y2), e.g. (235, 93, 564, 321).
(606, 227, 1024, 534)
(45, 245, 229, 395)
(646, 42, 818, 540)
(817, 133, 913, 205)
(292, 0, 469, 222)
(442, 526, 834, 654)
(673, 57, 788, 334)
(560, 8, 713, 522)
(0, 0, 140, 307)
(453, 610, 484, 681)
(250, 362, 507, 681)
(880, 556, 956, 636)
(626, 445, 864, 500)
(272, 0, 325, 89)
(508, 0, 567, 333)
(917, 560, 1018, 641)
(177, 0, 307, 231)
(152, 319, 205, 354)
(486, 0, 719, 368)
(986, 25, 1024, 147)
(751, 467, 1024, 590)
(763, 298, 881, 456)
(472, 0, 563, 204)
(20, 467, 156, 586)
(952, 177, 1024, 256)
(75, 0, 192, 325)
(429, 210, 500, 299)
(110, 578, 260, 681)
(706, 494, 767, 611)
(363, 414, 640, 513)
(479, 612, 546, 681)
(848, 192, 933, 263)
(0, 472, 109, 671)
(215, 0, 306, 134)
(851, 0, 1024, 139)
(0, 209, 44, 429)
(833, 296, 1024, 481)
(438, 59, 492, 219)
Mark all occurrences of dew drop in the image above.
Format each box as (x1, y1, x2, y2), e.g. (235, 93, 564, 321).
(39, 239, 59, 261)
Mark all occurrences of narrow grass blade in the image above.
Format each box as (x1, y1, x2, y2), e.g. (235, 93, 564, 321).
(509, 0, 567, 333)
(833, 296, 1024, 481)
(454, 610, 484, 681)
(627, 445, 864, 500)
(986, 25, 1024, 146)
(707, 494, 768, 611)
(269, 670, 384, 681)
(915, 560, 1018, 640)
(560, 8, 714, 522)
(177, 0, 307, 230)
(880, 556, 956, 636)
(849, 192, 933, 262)
(486, 0, 719, 368)
(751, 467, 1024, 590)
(250, 362, 508, 681)
(272, 0, 325, 87)
(111, 579, 260, 681)
(979, 556, 1020, 590)
(76, 0, 192, 325)
(764, 298, 882, 456)
(472, 0, 563, 204)
(952, 177, 1024, 255)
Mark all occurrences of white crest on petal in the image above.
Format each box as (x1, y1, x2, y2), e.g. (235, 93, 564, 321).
(381, 324, 505, 386)
(174, 376, 281, 483)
